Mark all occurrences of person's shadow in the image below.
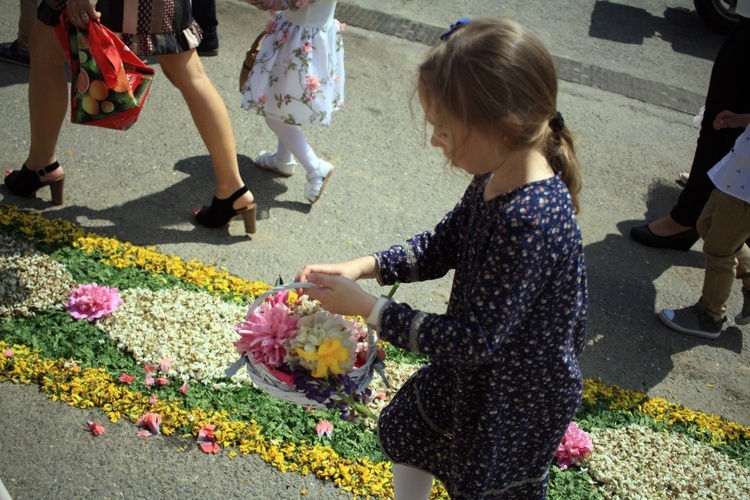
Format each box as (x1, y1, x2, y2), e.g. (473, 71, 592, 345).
(584, 181, 743, 392)
(0, 155, 310, 247)
(588, 0, 724, 60)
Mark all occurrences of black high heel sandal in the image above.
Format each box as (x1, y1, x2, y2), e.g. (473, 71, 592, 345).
(194, 185, 257, 235)
(4, 162, 65, 205)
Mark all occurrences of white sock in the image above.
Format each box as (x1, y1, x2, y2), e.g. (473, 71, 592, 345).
(392, 464, 433, 500)
(265, 117, 321, 175)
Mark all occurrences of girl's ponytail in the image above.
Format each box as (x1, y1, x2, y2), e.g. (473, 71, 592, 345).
(546, 125, 582, 214)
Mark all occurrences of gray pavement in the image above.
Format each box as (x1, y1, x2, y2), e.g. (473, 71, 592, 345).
(1, 0, 748, 498)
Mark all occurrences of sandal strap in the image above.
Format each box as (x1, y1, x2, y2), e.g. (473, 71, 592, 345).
(225, 185, 250, 204)
(28, 161, 61, 178)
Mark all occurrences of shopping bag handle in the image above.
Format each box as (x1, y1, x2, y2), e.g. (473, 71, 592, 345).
(86, 20, 123, 89)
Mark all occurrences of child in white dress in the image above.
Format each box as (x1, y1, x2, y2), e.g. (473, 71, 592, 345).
(241, 0, 343, 204)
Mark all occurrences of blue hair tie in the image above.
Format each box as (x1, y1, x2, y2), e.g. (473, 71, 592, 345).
(440, 18, 470, 41)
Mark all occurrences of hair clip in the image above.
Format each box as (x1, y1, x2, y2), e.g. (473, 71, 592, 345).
(440, 18, 470, 41)
(549, 112, 565, 132)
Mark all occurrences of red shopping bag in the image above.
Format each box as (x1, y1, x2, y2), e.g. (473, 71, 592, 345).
(54, 13, 155, 130)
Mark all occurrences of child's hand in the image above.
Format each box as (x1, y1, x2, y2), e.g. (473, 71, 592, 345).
(304, 273, 378, 318)
(713, 110, 750, 130)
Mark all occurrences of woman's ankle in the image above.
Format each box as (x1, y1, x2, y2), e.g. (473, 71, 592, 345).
(648, 216, 692, 236)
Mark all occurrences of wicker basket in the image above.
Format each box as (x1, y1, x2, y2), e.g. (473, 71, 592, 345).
(226, 282, 387, 410)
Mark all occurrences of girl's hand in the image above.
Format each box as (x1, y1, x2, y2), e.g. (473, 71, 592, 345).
(305, 273, 378, 318)
(296, 256, 380, 284)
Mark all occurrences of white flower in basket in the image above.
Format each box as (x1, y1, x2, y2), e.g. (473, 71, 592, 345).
(226, 282, 387, 421)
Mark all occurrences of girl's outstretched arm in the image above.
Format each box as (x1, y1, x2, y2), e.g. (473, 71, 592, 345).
(296, 256, 379, 283)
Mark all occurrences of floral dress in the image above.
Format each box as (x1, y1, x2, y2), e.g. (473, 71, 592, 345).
(375, 174, 588, 499)
(241, 0, 344, 126)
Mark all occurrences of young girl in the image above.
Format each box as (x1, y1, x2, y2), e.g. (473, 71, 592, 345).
(241, 0, 343, 204)
(296, 18, 587, 499)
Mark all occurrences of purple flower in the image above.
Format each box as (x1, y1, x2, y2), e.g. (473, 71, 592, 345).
(66, 283, 124, 321)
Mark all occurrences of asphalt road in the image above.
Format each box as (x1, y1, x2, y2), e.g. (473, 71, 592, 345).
(0, 0, 747, 498)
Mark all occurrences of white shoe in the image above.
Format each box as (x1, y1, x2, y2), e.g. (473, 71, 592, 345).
(304, 160, 334, 204)
(254, 151, 297, 177)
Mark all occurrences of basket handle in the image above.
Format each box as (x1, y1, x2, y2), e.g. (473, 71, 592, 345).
(247, 281, 320, 314)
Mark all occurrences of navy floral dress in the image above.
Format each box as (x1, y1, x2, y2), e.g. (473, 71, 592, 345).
(375, 173, 587, 499)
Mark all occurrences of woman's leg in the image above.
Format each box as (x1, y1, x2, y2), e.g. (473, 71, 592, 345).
(24, 19, 67, 182)
(157, 49, 253, 209)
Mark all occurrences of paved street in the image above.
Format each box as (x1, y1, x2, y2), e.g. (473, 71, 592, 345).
(0, 0, 747, 497)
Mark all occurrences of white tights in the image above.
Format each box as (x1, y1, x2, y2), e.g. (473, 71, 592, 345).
(392, 464, 434, 500)
(264, 117, 322, 176)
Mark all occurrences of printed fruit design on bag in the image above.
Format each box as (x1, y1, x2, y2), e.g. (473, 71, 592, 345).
(70, 30, 152, 125)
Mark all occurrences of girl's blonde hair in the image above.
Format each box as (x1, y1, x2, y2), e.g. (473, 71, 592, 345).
(418, 18, 582, 212)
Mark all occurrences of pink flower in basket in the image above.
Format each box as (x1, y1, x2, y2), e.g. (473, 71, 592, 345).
(66, 283, 123, 321)
(234, 299, 299, 368)
(554, 421, 594, 470)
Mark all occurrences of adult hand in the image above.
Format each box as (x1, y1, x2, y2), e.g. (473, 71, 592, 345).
(67, 0, 101, 30)
(713, 110, 746, 130)
(304, 273, 378, 318)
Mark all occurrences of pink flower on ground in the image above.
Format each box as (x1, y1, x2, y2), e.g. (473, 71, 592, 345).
(234, 301, 299, 368)
(554, 421, 593, 470)
(160, 357, 171, 373)
(136, 429, 152, 438)
(316, 420, 333, 440)
(135, 412, 161, 436)
(119, 372, 135, 385)
(302, 42, 313, 54)
(66, 283, 123, 321)
(197, 424, 220, 454)
(155, 377, 169, 386)
(144, 363, 159, 374)
(180, 381, 189, 395)
(149, 394, 158, 406)
(4, 349, 14, 358)
(86, 421, 105, 436)
(144, 374, 155, 387)
(258, 94, 268, 105)
(305, 75, 320, 92)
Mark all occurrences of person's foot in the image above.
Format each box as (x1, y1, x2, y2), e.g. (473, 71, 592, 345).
(197, 33, 219, 57)
(735, 288, 750, 325)
(0, 40, 30, 67)
(659, 305, 725, 339)
(304, 160, 334, 204)
(630, 215, 699, 251)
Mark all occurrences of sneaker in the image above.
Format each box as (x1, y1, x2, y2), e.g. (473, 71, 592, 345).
(304, 160, 334, 204)
(0, 40, 30, 67)
(659, 305, 725, 339)
(254, 151, 297, 177)
(735, 288, 750, 325)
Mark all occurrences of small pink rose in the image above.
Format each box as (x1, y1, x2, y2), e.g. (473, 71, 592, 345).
(155, 377, 169, 386)
(119, 372, 135, 385)
(305, 75, 320, 92)
(144, 374, 155, 387)
(258, 94, 268, 105)
(302, 42, 313, 54)
(4, 349, 14, 358)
